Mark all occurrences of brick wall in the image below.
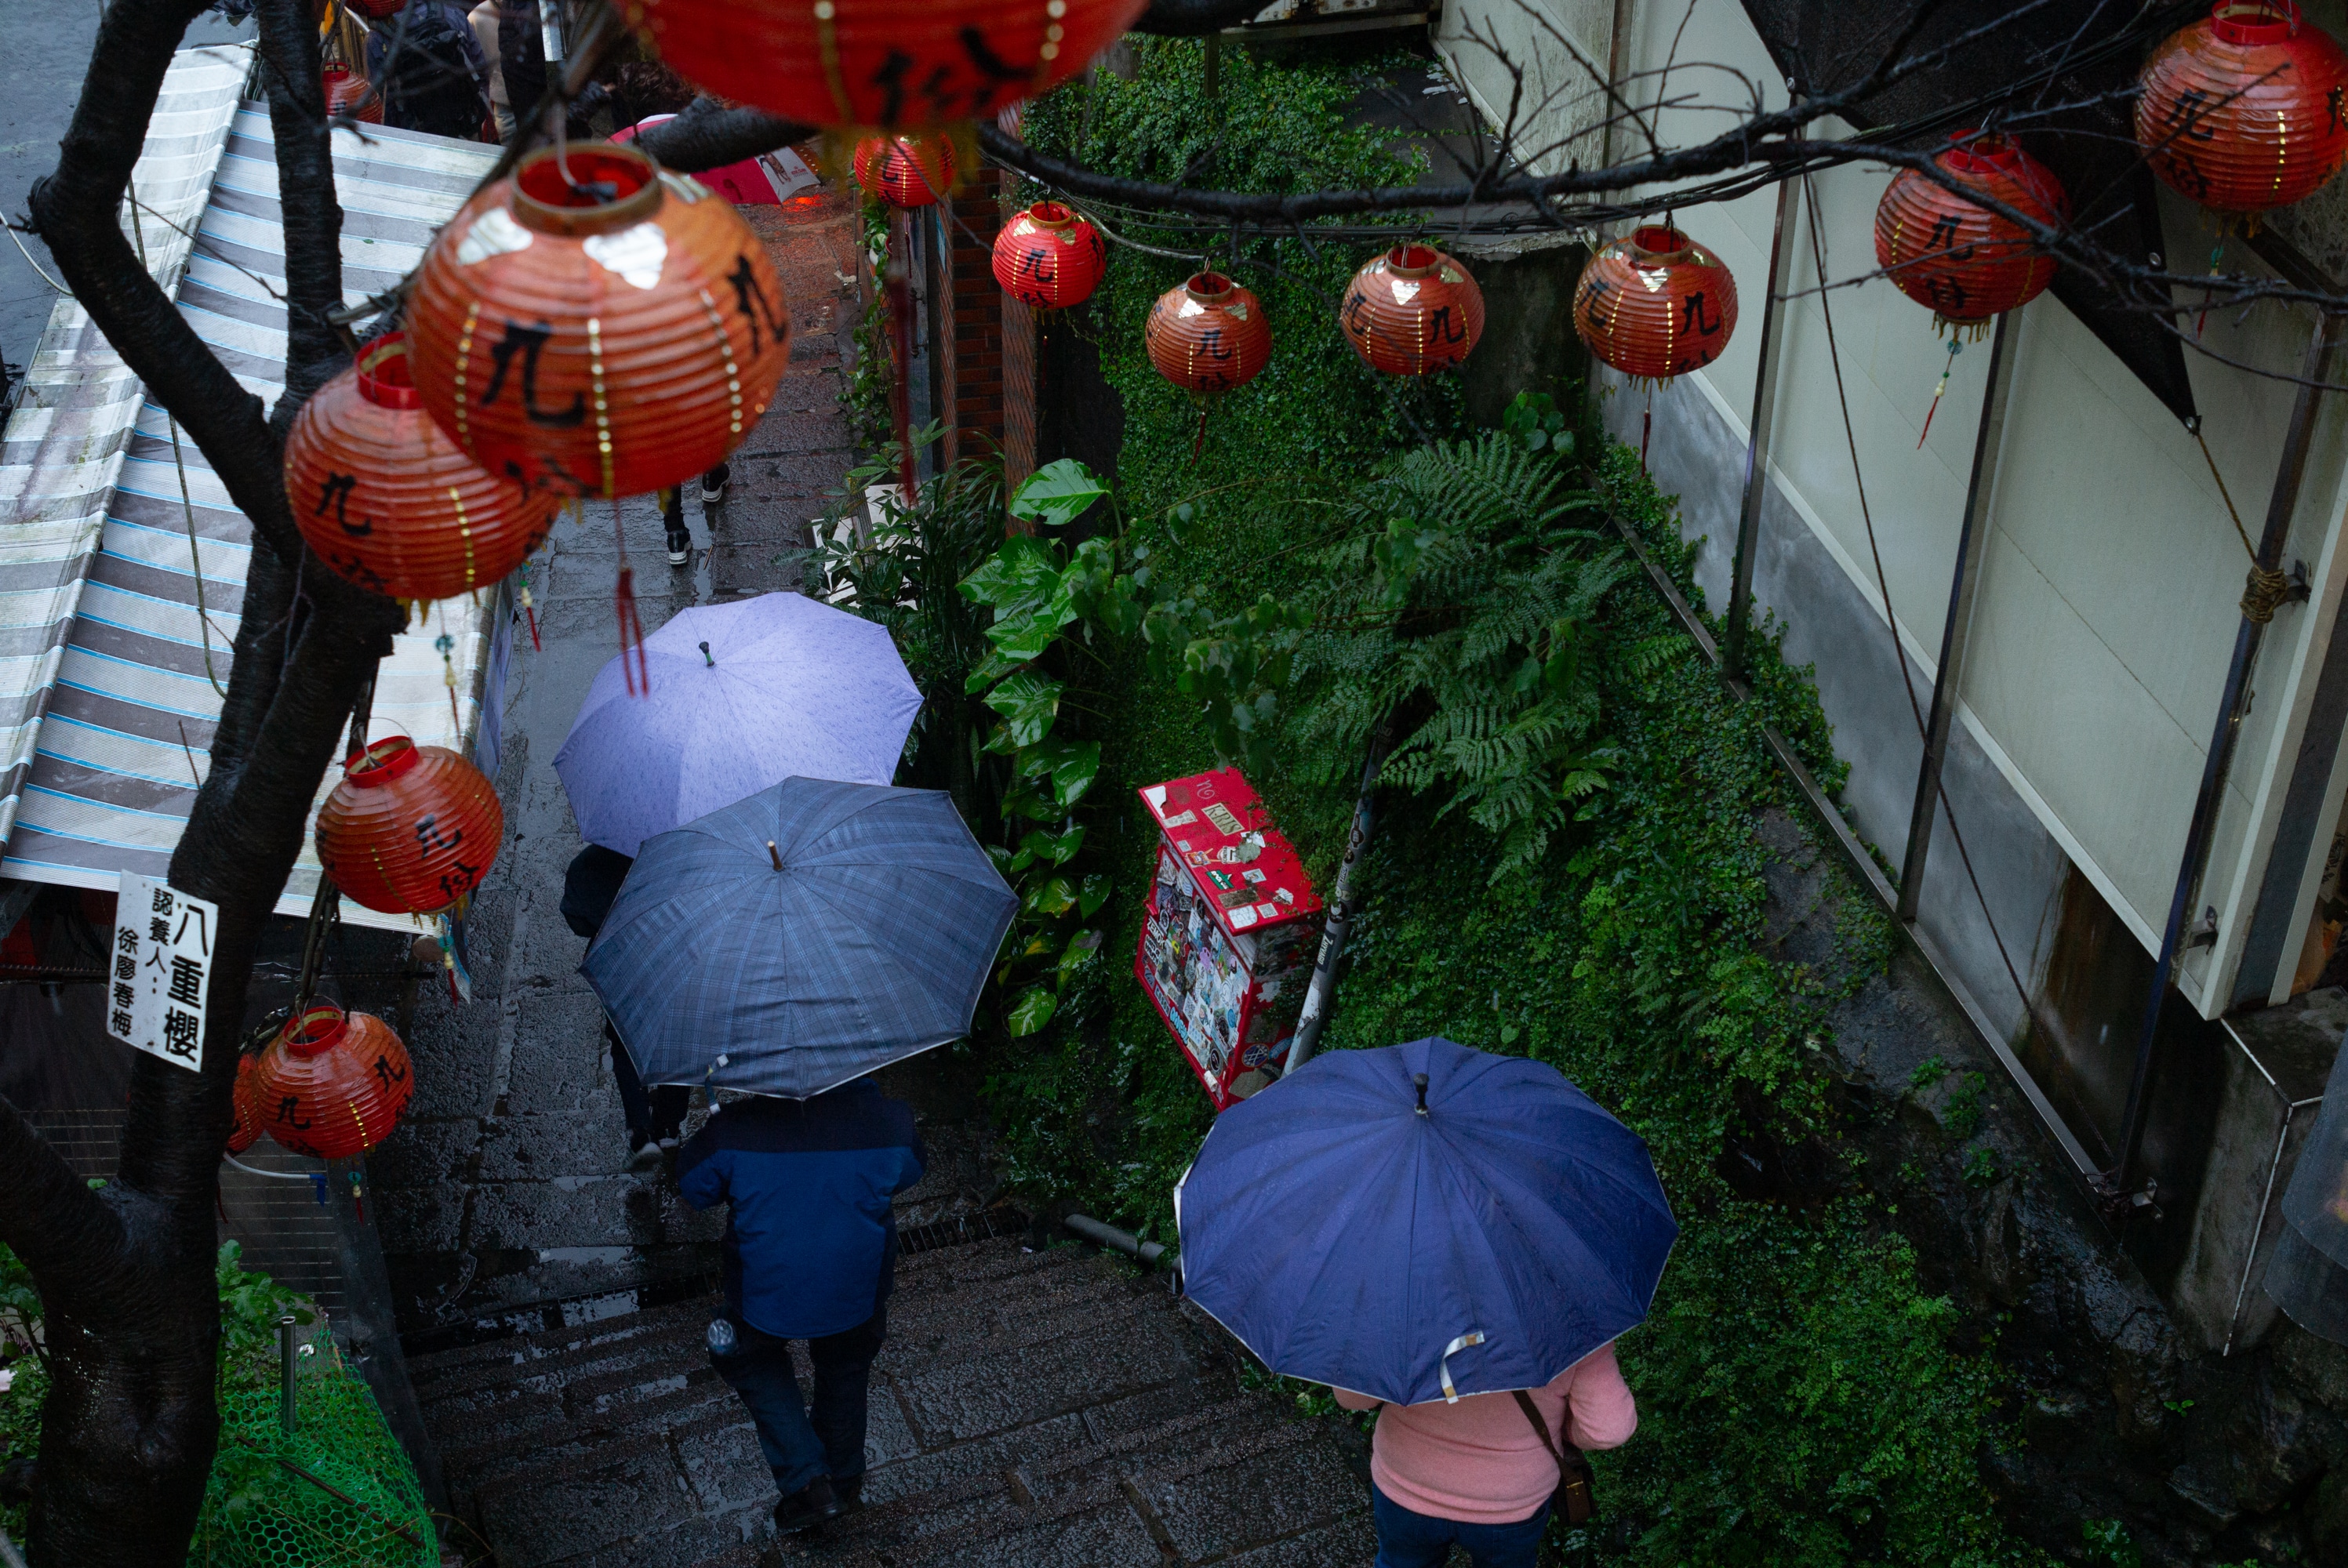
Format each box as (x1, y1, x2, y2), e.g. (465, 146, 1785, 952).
(945, 169, 1007, 458)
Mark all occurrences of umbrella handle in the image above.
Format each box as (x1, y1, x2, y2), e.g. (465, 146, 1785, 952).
(1438, 1330, 1485, 1404)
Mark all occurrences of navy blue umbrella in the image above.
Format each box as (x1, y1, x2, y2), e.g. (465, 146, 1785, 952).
(1175, 1037, 1676, 1406)
(582, 779, 1016, 1098)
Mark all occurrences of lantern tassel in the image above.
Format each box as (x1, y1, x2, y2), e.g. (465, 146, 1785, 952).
(885, 253, 916, 504)
(1917, 339, 1962, 448)
(434, 620, 460, 734)
(2194, 240, 2223, 338)
(612, 500, 649, 697)
(518, 564, 541, 652)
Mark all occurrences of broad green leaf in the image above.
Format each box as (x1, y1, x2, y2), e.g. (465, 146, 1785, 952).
(963, 646, 1026, 694)
(1056, 928, 1104, 980)
(1009, 458, 1110, 530)
(1023, 826, 1086, 865)
(1025, 877, 1078, 916)
(1006, 987, 1058, 1036)
(983, 670, 1064, 750)
(1077, 872, 1110, 918)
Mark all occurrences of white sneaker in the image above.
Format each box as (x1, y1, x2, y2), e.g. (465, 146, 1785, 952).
(700, 470, 730, 506)
(625, 1140, 663, 1174)
(665, 528, 691, 567)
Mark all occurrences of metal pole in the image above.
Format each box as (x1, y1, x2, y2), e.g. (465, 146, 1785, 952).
(1285, 728, 1394, 1076)
(278, 1313, 300, 1436)
(2111, 314, 2339, 1195)
(1896, 312, 2020, 923)
(1721, 176, 1805, 679)
(1063, 1212, 1169, 1266)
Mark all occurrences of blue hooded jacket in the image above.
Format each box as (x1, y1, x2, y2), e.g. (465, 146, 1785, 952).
(677, 1080, 926, 1338)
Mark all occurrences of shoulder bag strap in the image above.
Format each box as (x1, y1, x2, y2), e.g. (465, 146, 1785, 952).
(1512, 1389, 1597, 1525)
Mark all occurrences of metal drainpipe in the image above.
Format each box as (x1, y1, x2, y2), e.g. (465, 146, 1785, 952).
(1064, 1212, 1169, 1266)
(1285, 727, 1394, 1076)
(1721, 176, 1803, 681)
(2110, 314, 2340, 1201)
(1896, 312, 2020, 920)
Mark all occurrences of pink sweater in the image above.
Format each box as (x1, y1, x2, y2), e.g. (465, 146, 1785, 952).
(1332, 1344, 1637, 1524)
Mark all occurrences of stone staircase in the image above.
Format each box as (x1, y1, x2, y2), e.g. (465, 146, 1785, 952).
(409, 1238, 1376, 1568)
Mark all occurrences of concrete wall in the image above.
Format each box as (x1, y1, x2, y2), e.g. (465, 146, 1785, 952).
(1434, 0, 1616, 173)
(1583, 0, 2348, 1044)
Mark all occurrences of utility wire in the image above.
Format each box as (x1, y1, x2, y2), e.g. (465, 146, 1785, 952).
(1799, 172, 2065, 1069)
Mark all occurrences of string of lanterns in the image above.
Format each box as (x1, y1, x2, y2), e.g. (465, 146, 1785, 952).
(285, 333, 558, 603)
(856, 134, 959, 209)
(2138, 0, 2348, 220)
(249, 1003, 416, 1162)
(314, 736, 504, 917)
(409, 143, 791, 501)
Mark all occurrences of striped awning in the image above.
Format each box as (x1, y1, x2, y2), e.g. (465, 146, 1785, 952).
(0, 45, 510, 933)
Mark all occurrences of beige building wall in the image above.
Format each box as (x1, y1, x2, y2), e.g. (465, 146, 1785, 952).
(1478, 0, 2348, 1020)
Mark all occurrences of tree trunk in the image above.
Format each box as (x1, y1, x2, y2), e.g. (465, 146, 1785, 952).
(7, 1, 402, 1561)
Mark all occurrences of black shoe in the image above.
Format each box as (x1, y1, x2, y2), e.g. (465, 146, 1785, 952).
(833, 1474, 864, 1514)
(700, 465, 730, 506)
(664, 528, 692, 567)
(772, 1475, 845, 1534)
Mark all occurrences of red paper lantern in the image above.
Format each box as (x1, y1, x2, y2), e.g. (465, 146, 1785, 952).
(1145, 272, 1273, 397)
(1875, 134, 2070, 332)
(349, 0, 406, 17)
(315, 736, 503, 916)
(323, 64, 383, 125)
(1572, 225, 1738, 383)
(251, 1003, 413, 1160)
(1339, 243, 1485, 376)
(285, 334, 559, 602)
(853, 134, 956, 208)
(992, 201, 1106, 310)
(227, 1051, 263, 1156)
(624, 0, 1150, 132)
(408, 143, 791, 499)
(2137, 1, 2348, 216)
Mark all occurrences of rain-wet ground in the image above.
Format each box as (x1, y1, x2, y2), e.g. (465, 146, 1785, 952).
(370, 187, 878, 1331)
(371, 178, 1379, 1566)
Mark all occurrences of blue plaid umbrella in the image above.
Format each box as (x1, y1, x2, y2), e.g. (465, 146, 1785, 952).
(582, 779, 1016, 1098)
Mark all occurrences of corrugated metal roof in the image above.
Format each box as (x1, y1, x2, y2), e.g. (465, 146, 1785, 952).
(0, 45, 511, 934)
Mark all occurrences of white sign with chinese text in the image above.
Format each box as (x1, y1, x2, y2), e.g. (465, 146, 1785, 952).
(104, 873, 218, 1073)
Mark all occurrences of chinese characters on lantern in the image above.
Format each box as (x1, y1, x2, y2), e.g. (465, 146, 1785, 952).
(104, 872, 218, 1073)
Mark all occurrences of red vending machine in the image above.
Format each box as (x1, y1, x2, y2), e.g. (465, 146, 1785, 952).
(1135, 768, 1324, 1108)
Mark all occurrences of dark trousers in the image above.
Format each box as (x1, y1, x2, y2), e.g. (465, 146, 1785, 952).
(710, 1305, 886, 1497)
(606, 1022, 685, 1145)
(1372, 1483, 1550, 1568)
(660, 466, 732, 530)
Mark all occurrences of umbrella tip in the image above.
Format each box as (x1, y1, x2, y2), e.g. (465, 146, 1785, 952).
(700, 640, 714, 666)
(766, 839, 783, 871)
(1414, 1073, 1429, 1116)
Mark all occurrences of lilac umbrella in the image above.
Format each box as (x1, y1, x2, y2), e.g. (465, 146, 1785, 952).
(554, 593, 921, 856)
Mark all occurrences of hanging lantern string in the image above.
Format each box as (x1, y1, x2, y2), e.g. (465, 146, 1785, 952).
(2194, 426, 2292, 622)
(1917, 337, 1964, 448)
(125, 183, 232, 696)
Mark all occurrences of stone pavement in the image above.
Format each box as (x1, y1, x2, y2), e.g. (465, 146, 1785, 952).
(371, 187, 869, 1330)
(369, 175, 1378, 1566)
(407, 1238, 1377, 1568)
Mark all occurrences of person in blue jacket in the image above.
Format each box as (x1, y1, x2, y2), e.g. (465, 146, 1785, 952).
(678, 1079, 925, 1534)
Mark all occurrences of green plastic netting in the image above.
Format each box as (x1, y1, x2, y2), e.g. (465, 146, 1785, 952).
(185, 1356, 434, 1568)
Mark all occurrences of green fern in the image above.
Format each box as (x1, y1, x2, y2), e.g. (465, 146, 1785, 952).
(1291, 425, 1627, 880)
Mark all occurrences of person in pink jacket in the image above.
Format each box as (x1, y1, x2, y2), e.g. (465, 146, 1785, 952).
(1332, 1340, 1638, 1568)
